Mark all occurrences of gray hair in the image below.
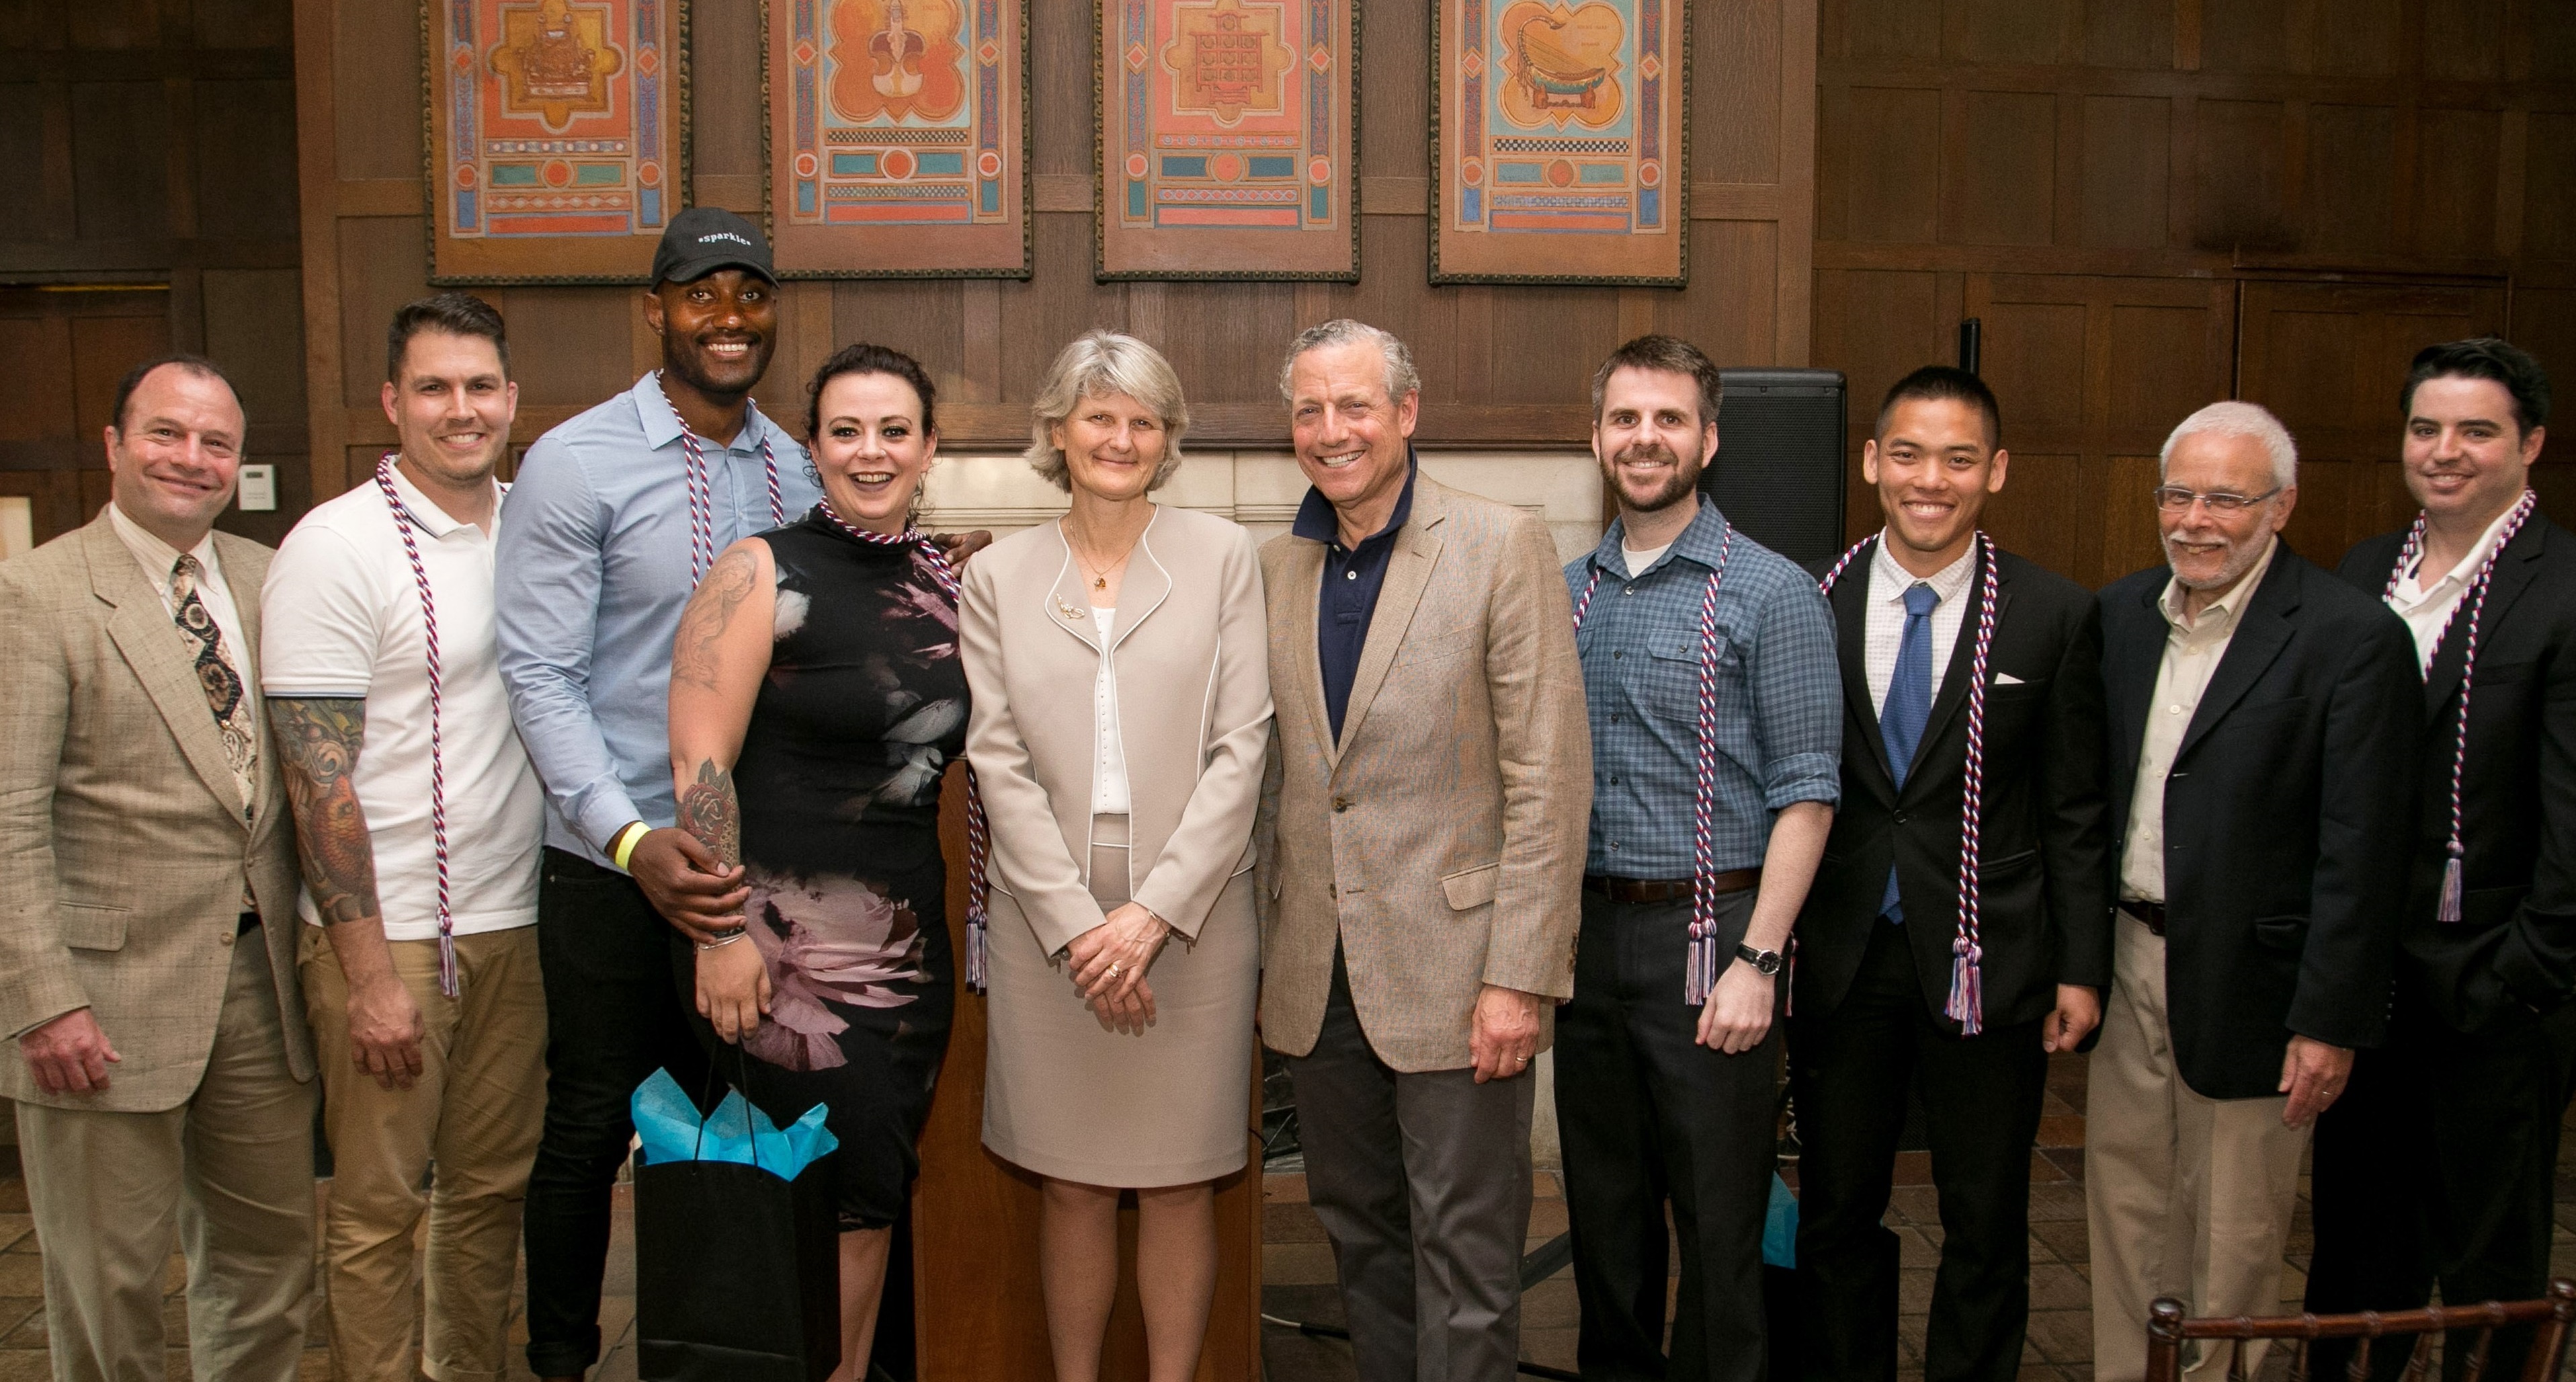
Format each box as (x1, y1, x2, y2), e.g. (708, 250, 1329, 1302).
(1024, 330, 1189, 492)
(2159, 401, 2298, 489)
(1277, 319, 1421, 405)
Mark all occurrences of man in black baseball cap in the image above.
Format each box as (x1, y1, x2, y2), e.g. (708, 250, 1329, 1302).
(649, 205, 776, 288)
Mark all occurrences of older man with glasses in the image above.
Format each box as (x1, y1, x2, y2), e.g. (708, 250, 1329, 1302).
(2084, 401, 2419, 1382)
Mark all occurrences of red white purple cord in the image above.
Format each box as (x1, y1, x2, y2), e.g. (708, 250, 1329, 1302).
(374, 455, 460, 998)
(659, 370, 785, 587)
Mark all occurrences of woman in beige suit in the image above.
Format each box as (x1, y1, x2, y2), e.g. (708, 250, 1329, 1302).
(959, 330, 1270, 1382)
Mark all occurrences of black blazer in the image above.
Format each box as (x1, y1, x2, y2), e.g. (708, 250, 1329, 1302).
(2337, 516, 2576, 1034)
(1796, 544, 2113, 1031)
(2100, 544, 2421, 1099)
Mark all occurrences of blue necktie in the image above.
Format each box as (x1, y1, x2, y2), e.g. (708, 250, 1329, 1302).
(1880, 582, 1939, 922)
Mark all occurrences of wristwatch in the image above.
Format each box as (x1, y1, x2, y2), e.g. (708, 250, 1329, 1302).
(1735, 943, 1783, 976)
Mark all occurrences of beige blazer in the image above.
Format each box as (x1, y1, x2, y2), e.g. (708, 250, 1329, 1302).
(961, 505, 1273, 952)
(1255, 473, 1590, 1073)
(0, 513, 314, 1112)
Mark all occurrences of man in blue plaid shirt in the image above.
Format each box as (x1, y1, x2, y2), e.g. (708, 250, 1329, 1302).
(1556, 334, 1841, 1382)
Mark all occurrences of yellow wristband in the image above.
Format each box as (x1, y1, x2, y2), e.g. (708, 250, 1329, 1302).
(610, 822, 647, 872)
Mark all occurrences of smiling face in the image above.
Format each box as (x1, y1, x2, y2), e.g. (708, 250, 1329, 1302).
(645, 269, 777, 399)
(813, 370, 935, 534)
(2403, 374, 2543, 528)
(1593, 364, 1715, 516)
(383, 329, 517, 490)
(1864, 396, 2007, 569)
(1050, 391, 1168, 505)
(106, 363, 245, 550)
(1288, 339, 1418, 532)
(2159, 428, 2295, 593)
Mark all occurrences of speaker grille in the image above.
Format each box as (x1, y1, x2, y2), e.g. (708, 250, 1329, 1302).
(1704, 368, 1848, 565)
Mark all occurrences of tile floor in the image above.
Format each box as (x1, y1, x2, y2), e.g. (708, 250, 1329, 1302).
(1, 1051, 2570, 1381)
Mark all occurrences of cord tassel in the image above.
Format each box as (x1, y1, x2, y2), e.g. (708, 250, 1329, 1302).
(1944, 938, 1983, 1035)
(1783, 936, 1796, 1017)
(2438, 845, 2466, 924)
(437, 934, 459, 1000)
(1684, 930, 1719, 1007)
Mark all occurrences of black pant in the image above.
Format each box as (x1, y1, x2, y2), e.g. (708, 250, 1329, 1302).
(1785, 920, 2046, 1382)
(1284, 948, 1537, 1382)
(522, 848, 710, 1377)
(1556, 888, 1781, 1382)
(2306, 994, 2576, 1382)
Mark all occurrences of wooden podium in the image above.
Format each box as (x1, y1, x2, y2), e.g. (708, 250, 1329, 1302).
(907, 766, 1264, 1379)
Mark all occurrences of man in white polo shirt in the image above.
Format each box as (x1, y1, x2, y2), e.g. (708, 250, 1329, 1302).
(261, 291, 546, 1382)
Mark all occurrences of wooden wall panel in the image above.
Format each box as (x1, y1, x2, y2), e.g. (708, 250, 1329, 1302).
(1817, 0, 2576, 589)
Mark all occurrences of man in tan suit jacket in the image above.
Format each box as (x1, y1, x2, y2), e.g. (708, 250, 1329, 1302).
(0, 356, 319, 1382)
(1257, 320, 1590, 1382)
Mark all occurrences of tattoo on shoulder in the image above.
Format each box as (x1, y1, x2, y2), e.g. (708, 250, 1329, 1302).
(673, 546, 760, 691)
(268, 697, 380, 927)
(675, 757, 741, 870)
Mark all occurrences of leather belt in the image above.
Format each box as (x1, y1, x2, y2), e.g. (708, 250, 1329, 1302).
(237, 911, 262, 936)
(1584, 870, 1761, 903)
(2122, 901, 2168, 937)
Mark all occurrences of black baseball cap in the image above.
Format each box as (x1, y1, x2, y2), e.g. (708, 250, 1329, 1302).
(651, 207, 777, 288)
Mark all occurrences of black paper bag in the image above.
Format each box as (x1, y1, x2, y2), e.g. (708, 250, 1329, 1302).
(633, 1147, 842, 1382)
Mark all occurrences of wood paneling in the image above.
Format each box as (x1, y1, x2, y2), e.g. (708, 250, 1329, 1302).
(0, 0, 306, 548)
(1816, 0, 2576, 588)
(293, 0, 1823, 505)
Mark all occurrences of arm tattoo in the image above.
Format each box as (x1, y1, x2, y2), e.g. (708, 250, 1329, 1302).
(672, 546, 759, 692)
(676, 758, 741, 870)
(269, 696, 382, 926)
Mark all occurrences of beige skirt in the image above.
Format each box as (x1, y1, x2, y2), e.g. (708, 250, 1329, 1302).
(980, 815, 1259, 1188)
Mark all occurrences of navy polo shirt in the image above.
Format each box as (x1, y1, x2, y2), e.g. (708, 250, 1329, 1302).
(1291, 455, 1419, 741)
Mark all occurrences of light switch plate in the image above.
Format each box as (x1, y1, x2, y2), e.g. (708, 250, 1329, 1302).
(237, 464, 277, 512)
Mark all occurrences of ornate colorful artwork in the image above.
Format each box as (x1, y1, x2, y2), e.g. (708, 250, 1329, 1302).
(1095, 0, 1358, 281)
(423, 0, 687, 284)
(764, 0, 1030, 277)
(1432, 0, 1688, 285)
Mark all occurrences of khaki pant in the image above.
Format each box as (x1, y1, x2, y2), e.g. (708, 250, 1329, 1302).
(16, 926, 319, 1382)
(2086, 913, 2309, 1382)
(302, 924, 547, 1382)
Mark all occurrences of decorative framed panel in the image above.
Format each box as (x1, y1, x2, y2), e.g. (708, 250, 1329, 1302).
(1431, 0, 1688, 286)
(763, 0, 1032, 278)
(423, 0, 689, 284)
(1094, 0, 1359, 282)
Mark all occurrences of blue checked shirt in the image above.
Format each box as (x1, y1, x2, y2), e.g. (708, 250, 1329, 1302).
(495, 372, 819, 867)
(1566, 502, 1842, 877)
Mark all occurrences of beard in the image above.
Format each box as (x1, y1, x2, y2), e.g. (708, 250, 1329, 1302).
(1604, 439, 1707, 512)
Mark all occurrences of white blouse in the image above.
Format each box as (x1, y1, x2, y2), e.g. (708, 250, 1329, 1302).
(1089, 606, 1132, 815)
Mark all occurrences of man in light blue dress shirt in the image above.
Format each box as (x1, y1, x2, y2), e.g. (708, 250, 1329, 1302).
(495, 208, 819, 1382)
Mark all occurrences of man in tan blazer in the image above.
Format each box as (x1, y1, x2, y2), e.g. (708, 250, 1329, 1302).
(0, 356, 319, 1381)
(1257, 319, 1591, 1382)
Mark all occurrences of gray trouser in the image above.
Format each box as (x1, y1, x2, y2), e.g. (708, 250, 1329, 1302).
(1284, 946, 1538, 1382)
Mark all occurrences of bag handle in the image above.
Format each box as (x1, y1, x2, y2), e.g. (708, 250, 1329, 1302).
(686, 1039, 769, 1175)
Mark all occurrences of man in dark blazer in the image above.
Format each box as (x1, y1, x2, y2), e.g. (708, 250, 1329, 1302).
(2306, 338, 2573, 1379)
(1791, 366, 2111, 1382)
(2085, 401, 2419, 1382)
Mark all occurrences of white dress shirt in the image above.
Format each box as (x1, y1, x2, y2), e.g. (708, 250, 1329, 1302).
(1863, 533, 1976, 717)
(108, 501, 247, 657)
(1089, 606, 1132, 816)
(2385, 503, 2518, 672)
(2118, 536, 2280, 903)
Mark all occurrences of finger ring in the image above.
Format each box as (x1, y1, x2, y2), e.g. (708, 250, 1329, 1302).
(1515, 1055, 1529, 1065)
(1106, 963, 1121, 979)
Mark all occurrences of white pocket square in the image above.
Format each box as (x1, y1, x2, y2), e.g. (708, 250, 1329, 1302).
(1993, 673, 2026, 686)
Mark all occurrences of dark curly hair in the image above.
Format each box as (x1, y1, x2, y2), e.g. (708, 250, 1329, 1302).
(804, 343, 938, 444)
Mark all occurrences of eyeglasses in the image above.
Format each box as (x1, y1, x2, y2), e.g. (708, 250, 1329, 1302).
(2151, 485, 2282, 514)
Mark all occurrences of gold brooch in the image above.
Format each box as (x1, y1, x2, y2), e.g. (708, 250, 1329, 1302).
(1055, 597, 1085, 621)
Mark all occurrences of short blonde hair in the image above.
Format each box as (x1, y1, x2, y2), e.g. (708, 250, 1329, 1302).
(1025, 330, 1190, 492)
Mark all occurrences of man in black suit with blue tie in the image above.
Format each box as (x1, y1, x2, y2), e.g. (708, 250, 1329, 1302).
(1791, 367, 2113, 1382)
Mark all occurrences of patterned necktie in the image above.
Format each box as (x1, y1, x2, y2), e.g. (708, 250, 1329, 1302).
(170, 555, 259, 817)
(1880, 581, 1939, 922)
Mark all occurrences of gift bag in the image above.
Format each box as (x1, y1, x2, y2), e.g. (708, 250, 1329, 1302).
(630, 1067, 843, 1382)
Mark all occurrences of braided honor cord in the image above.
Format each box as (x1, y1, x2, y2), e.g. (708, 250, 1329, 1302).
(660, 370, 786, 587)
(814, 499, 994, 987)
(375, 456, 461, 998)
(2384, 487, 2540, 923)
(1572, 523, 1739, 1004)
(1819, 531, 2002, 1034)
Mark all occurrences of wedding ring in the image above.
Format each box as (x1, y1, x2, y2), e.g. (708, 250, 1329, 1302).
(1106, 963, 1122, 979)
(1515, 1055, 1529, 1065)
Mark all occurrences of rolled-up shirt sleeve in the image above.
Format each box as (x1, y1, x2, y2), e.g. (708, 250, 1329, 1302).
(495, 439, 640, 855)
(1749, 577, 1843, 812)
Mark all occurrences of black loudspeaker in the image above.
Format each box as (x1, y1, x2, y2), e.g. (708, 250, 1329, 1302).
(1706, 368, 1849, 565)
